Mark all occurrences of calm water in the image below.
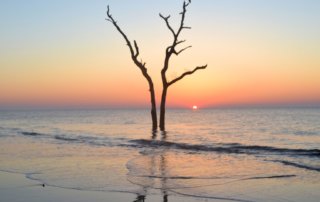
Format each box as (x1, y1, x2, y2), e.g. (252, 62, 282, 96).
(0, 108, 320, 202)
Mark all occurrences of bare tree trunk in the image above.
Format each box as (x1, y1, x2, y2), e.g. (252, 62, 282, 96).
(149, 82, 158, 131)
(159, 86, 168, 131)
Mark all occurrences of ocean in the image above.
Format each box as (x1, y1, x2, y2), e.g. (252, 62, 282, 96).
(0, 108, 319, 202)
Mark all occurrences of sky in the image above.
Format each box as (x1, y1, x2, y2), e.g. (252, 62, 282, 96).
(0, 0, 320, 109)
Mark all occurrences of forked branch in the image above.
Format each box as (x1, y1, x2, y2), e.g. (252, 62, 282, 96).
(159, 14, 176, 37)
(160, 1, 193, 77)
(106, 6, 136, 57)
(106, 6, 146, 69)
(160, 1, 191, 41)
(168, 64, 207, 86)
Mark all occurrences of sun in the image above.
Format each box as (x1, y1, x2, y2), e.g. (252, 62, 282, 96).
(192, 105, 198, 110)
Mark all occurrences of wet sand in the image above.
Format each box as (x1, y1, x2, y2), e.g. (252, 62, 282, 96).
(0, 171, 204, 202)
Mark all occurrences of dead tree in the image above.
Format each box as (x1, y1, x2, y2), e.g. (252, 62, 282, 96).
(159, 1, 207, 131)
(106, 1, 207, 131)
(106, 6, 158, 131)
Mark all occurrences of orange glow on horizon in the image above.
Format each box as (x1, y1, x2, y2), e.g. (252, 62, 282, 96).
(0, 1, 320, 108)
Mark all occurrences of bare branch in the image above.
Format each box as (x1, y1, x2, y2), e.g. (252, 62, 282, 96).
(106, 6, 135, 57)
(106, 5, 150, 74)
(159, 13, 176, 37)
(168, 64, 207, 86)
(174, 45, 192, 55)
(160, 2, 193, 84)
(176, 40, 186, 45)
(134, 40, 139, 57)
(166, 40, 186, 53)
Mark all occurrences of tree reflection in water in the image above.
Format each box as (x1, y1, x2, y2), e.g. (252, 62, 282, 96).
(131, 131, 169, 202)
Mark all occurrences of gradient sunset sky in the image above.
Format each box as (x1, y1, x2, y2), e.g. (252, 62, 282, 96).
(1, 0, 319, 108)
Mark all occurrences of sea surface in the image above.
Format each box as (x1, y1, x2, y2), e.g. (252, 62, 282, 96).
(0, 108, 320, 202)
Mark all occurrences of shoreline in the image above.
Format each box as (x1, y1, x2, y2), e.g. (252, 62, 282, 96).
(0, 170, 202, 202)
(0, 170, 134, 202)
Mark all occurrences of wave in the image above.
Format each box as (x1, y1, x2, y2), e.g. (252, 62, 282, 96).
(18, 130, 320, 159)
(53, 134, 116, 147)
(129, 139, 320, 157)
(19, 130, 127, 148)
(132, 174, 296, 180)
(54, 135, 79, 142)
(270, 160, 320, 172)
(21, 132, 44, 136)
(134, 175, 225, 180)
(244, 174, 296, 180)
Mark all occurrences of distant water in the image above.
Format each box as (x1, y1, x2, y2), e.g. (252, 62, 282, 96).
(0, 108, 320, 202)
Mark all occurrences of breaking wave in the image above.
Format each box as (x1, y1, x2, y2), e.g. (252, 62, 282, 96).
(19, 130, 320, 159)
(129, 139, 320, 157)
(19, 131, 127, 147)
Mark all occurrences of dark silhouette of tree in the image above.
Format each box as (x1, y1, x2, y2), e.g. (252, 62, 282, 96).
(106, 0, 207, 131)
(159, 1, 207, 130)
(106, 6, 158, 131)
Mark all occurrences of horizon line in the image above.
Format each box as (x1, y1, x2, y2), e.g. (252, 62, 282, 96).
(0, 103, 319, 111)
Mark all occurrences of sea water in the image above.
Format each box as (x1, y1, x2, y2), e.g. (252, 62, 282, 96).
(0, 108, 319, 202)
